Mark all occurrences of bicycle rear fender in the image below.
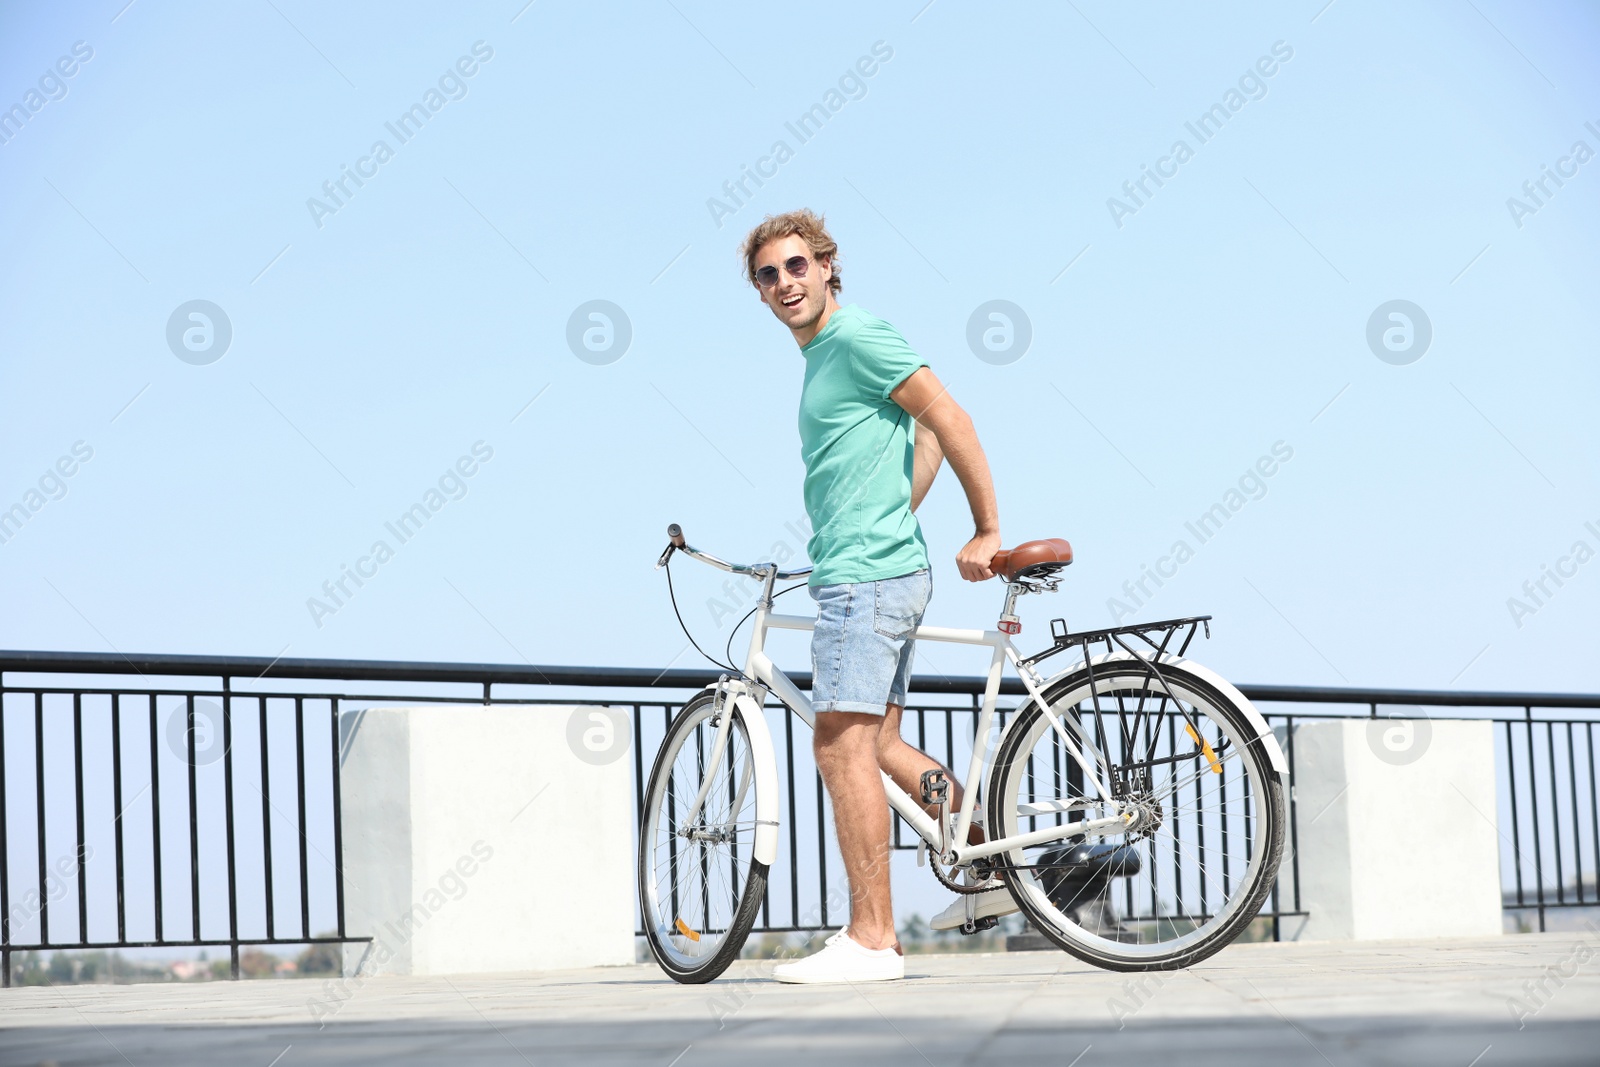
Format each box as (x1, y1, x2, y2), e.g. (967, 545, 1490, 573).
(728, 691, 782, 865)
(1026, 650, 1289, 775)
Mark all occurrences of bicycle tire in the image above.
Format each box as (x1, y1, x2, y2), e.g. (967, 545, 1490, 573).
(638, 690, 769, 984)
(986, 658, 1285, 971)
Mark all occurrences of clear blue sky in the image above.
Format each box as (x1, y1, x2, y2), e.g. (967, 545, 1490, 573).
(2, 0, 1598, 958)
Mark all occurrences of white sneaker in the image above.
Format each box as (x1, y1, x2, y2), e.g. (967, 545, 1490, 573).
(772, 929, 904, 984)
(929, 885, 1020, 931)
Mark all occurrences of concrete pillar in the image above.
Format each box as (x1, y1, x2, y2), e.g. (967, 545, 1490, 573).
(1289, 718, 1503, 941)
(337, 704, 636, 976)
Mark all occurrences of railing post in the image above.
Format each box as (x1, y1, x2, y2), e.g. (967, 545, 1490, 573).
(223, 675, 239, 979)
(1566, 722, 1583, 906)
(186, 694, 200, 950)
(0, 681, 9, 986)
(34, 692, 47, 953)
(331, 697, 347, 943)
(1526, 706, 1546, 932)
(112, 693, 127, 945)
(1506, 719, 1524, 909)
(72, 694, 87, 949)
(149, 694, 163, 945)
(259, 694, 275, 944)
(786, 706, 799, 930)
(294, 697, 310, 941)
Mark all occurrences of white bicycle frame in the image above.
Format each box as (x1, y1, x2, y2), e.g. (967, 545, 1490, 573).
(663, 539, 1135, 872)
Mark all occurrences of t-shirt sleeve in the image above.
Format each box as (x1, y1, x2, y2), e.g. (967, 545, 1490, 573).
(851, 316, 929, 402)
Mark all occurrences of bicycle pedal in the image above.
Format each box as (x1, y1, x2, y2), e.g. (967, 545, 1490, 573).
(919, 769, 948, 806)
(959, 915, 999, 936)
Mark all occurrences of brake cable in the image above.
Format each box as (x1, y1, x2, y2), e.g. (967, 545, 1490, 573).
(663, 553, 738, 674)
(723, 580, 808, 669)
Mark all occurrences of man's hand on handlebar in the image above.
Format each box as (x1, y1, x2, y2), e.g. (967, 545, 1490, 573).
(959, 529, 1003, 582)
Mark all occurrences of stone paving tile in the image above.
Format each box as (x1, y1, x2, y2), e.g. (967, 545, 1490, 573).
(2, 934, 1598, 1065)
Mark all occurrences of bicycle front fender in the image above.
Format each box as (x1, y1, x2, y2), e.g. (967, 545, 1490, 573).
(729, 692, 782, 866)
(1020, 650, 1289, 776)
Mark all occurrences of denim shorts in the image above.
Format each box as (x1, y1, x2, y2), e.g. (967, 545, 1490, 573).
(809, 569, 932, 716)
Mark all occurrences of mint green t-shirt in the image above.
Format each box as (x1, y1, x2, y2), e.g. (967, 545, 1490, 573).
(798, 304, 930, 587)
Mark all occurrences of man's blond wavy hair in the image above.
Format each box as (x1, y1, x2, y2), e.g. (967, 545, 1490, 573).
(740, 209, 841, 296)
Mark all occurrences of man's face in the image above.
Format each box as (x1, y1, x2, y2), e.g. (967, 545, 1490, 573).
(754, 234, 833, 334)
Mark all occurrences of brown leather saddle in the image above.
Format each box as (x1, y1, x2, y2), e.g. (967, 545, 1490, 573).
(989, 538, 1074, 582)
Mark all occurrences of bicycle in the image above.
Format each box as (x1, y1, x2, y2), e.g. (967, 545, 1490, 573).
(638, 524, 1287, 983)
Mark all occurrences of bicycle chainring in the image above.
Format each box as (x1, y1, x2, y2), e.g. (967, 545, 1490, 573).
(929, 855, 1003, 895)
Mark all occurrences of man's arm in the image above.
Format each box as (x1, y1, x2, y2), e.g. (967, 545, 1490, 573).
(910, 417, 943, 512)
(891, 367, 1000, 581)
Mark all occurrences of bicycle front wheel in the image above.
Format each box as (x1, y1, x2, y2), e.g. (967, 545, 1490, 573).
(987, 659, 1285, 971)
(638, 690, 768, 983)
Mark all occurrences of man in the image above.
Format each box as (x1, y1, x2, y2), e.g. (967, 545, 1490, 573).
(739, 209, 1017, 985)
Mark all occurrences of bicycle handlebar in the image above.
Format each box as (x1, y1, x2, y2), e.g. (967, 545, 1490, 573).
(658, 523, 814, 581)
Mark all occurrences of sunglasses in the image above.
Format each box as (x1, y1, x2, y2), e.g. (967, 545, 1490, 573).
(756, 255, 815, 289)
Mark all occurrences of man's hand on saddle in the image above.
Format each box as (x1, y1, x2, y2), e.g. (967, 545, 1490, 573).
(957, 529, 1002, 582)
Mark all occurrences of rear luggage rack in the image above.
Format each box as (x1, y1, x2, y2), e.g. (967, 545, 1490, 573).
(1020, 615, 1213, 671)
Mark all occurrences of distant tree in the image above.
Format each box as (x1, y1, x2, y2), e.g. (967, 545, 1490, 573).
(47, 952, 75, 984)
(296, 940, 342, 975)
(208, 959, 231, 980)
(14, 951, 46, 987)
(239, 950, 280, 979)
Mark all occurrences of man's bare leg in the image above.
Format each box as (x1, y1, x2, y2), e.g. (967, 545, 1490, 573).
(876, 704, 985, 846)
(812, 711, 900, 951)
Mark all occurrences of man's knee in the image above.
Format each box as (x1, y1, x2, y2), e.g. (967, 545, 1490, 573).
(875, 729, 907, 763)
(814, 712, 881, 768)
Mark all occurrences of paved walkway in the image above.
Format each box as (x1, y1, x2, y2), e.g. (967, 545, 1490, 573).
(3, 934, 1598, 1066)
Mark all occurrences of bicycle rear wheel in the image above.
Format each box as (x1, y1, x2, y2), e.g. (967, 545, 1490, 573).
(987, 659, 1285, 971)
(638, 690, 768, 983)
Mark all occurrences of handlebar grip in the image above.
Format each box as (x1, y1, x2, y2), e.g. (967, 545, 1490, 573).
(667, 523, 685, 548)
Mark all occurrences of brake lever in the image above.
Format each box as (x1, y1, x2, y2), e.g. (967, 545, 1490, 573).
(656, 522, 686, 570)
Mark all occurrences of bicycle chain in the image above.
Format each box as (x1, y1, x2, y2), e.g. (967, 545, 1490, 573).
(929, 858, 1002, 895)
(926, 820, 1004, 895)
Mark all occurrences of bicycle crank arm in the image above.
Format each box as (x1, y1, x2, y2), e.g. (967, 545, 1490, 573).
(946, 812, 1129, 864)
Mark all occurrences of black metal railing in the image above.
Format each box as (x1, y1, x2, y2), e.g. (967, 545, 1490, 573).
(1240, 686, 1600, 934)
(3, 649, 1597, 984)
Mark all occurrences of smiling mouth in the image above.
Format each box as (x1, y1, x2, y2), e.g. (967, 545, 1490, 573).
(780, 292, 804, 309)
